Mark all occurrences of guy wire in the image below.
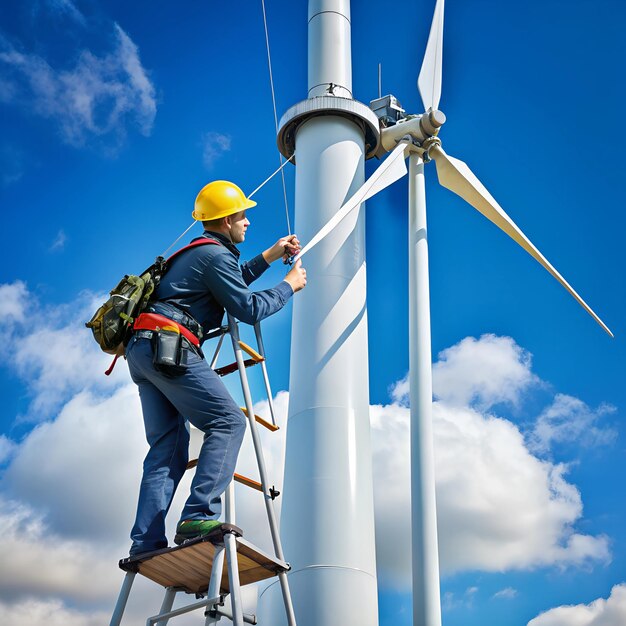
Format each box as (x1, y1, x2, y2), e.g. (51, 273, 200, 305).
(261, 0, 292, 235)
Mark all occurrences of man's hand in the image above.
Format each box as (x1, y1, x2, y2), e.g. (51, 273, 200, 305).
(284, 259, 307, 293)
(262, 234, 301, 264)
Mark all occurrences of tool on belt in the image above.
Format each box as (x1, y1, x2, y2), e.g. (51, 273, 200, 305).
(132, 311, 203, 377)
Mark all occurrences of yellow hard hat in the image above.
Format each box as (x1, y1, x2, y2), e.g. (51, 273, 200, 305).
(192, 180, 257, 221)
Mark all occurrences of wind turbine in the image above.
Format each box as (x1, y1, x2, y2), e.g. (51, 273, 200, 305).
(290, 0, 613, 624)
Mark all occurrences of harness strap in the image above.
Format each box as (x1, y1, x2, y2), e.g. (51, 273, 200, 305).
(132, 236, 220, 347)
(105, 353, 122, 376)
(134, 313, 201, 348)
(165, 237, 220, 264)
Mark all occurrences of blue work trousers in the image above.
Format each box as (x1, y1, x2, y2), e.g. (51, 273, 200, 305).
(125, 334, 246, 555)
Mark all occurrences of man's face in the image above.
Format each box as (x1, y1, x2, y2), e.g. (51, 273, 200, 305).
(227, 210, 250, 244)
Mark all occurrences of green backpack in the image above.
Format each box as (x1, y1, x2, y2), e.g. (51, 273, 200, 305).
(85, 238, 218, 359)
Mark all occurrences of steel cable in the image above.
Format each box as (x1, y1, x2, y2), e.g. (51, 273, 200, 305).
(261, 0, 292, 235)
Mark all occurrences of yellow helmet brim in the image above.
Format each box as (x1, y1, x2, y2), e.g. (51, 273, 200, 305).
(192, 197, 257, 221)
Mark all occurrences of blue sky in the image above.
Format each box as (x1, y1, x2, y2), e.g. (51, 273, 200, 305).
(1, 1, 625, 625)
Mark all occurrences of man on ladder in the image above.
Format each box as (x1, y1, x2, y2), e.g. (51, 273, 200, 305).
(125, 180, 307, 557)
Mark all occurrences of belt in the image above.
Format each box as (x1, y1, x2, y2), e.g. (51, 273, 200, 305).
(133, 312, 201, 348)
(146, 302, 203, 341)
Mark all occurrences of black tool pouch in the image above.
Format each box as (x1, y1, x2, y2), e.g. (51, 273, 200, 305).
(152, 330, 188, 377)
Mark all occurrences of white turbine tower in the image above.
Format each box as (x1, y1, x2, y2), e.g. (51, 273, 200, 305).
(280, 1, 613, 625)
(258, 1, 381, 624)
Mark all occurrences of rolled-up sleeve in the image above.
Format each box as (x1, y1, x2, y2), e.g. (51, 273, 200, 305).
(199, 249, 293, 325)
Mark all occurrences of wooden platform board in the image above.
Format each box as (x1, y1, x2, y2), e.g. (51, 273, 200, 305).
(119, 525, 289, 595)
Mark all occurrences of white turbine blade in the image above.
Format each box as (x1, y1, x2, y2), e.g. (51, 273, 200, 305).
(430, 145, 613, 337)
(417, 0, 445, 111)
(295, 142, 408, 262)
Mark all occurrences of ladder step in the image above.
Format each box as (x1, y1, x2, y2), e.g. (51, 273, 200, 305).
(213, 342, 264, 376)
(183, 464, 263, 492)
(184, 463, 280, 499)
(241, 407, 279, 432)
(118, 526, 289, 595)
(234, 473, 263, 492)
(214, 358, 259, 377)
(237, 341, 264, 362)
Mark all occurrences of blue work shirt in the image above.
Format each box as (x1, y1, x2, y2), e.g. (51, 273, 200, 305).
(154, 231, 293, 341)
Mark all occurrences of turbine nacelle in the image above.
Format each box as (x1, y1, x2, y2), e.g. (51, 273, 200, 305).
(376, 108, 446, 157)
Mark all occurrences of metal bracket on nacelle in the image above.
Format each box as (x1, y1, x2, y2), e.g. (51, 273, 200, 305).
(420, 136, 443, 163)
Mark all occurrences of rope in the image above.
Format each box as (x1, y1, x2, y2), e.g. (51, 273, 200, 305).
(160, 220, 196, 258)
(248, 155, 294, 199)
(261, 0, 292, 235)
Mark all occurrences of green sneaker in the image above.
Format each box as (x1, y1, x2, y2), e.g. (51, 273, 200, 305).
(174, 519, 223, 545)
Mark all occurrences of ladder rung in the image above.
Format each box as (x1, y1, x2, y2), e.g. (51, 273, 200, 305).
(184, 464, 279, 499)
(214, 358, 258, 377)
(241, 407, 279, 432)
(184, 463, 258, 491)
(234, 473, 262, 492)
(237, 341, 264, 362)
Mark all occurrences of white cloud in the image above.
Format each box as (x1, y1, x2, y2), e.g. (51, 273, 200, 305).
(493, 587, 518, 599)
(49, 228, 67, 252)
(0, 436, 16, 464)
(42, 0, 87, 26)
(370, 397, 609, 588)
(0, 24, 156, 149)
(14, 320, 123, 417)
(113, 24, 156, 136)
(373, 334, 612, 589)
(390, 334, 537, 408)
(442, 586, 479, 611)
(0, 281, 28, 323)
(529, 393, 617, 454)
(432, 334, 537, 408)
(0, 283, 129, 419)
(0, 497, 118, 602)
(202, 131, 231, 169)
(527, 584, 626, 626)
(0, 599, 108, 626)
(434, 403, 610, 574)
(2, 385, 145, 542)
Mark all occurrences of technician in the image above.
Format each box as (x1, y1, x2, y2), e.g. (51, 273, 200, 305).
(125, 180, 306, 556)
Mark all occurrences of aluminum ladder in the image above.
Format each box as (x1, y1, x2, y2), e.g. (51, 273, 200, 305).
(109, 315, 297, 626)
